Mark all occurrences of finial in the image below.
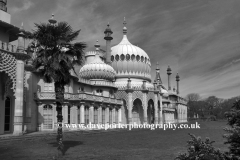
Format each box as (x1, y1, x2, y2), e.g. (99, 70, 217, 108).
(49, 13, 57, 24)
(94, 40, 100, 51)
(156, 62, 160, 70)
(123, 17, 127, 35)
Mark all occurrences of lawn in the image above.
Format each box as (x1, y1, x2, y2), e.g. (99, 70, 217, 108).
(0, 121, 229, 160)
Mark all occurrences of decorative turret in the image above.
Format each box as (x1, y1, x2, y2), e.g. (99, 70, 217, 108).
(94, 40, 100, 51)
(104, 23, 113, 64)
(176, 73, 180, 94)
(0, 0, 7, 12)
(167, 65, 172, 91)
(17, 23, 25, 53)
(155, 62, 162, 88)
(48, 14, 57, 25)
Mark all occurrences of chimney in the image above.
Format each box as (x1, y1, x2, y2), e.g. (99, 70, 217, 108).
(104, 23, 113, 64)
(0, 0, 7, 12)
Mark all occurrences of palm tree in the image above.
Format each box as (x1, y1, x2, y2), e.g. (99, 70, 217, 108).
(28, 15, 86, 154)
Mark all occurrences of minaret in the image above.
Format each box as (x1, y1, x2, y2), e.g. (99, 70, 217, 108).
(176, 73, 180, 94)
(167, 66, 172, 91)
(104, 23, 113, 64)
(154, 62, 162, 88)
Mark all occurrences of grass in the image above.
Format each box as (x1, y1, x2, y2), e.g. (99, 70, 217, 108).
(0, 121, 229, 160)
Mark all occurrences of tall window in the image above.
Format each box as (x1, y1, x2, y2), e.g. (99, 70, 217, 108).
(109, 90, 114, 98)
(4, 97, 11, 132)
(68, 106, 70, 124)
(85, 107, 89, 125)
(43, 105, 53, 129)
(115, 109, 118, 123)
(94, 108, 98, 124)
(102, 108, 105, 124)
(44, 83, 54, 92)
(109, 108, 112, 124)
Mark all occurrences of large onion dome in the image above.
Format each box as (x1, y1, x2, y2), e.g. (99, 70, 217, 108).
(79, 52, 116, 81)
(110, 18, 151, 82)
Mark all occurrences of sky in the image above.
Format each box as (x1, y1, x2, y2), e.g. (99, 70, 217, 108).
(7, 0, 240, 99)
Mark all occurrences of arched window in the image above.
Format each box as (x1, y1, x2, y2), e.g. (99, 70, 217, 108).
(115, 55, 119, 61)
(120, 54, 125, 61)
(111, 55, 114, 62)
(131, 54, 135, 61)
(141, 56, 144, 62)
(4, 97, 11, 132)
(126, 54, 130, 61)
(136, 55, 140, 61)
(43, 105, 53, 129)
(109, 90, 114, 98)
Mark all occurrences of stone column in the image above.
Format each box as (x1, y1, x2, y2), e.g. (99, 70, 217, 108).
(98, 104, 102, 124)
(112, 108, 116, 124)
(105, 106, 109, 124)
(13, 59, 25, 135)
(118, 107, 122, 124)
(89, 103, 94, 124)
(53, 105, 57, 129)
(80, 102, 85, 124)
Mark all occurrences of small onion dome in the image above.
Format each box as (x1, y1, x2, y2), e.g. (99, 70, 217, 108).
(161, 88, 169, 97)
(167, 66, 172, 75)
(49, 14, 57, 24)
(176, 73, 180, 81)
(79, 53, 116, 81)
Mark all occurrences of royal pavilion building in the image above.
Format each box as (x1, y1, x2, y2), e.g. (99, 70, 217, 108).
(0, 1, 187, 135)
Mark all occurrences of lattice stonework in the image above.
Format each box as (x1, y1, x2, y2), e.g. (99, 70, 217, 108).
(132, 91, 143, 102)
(147, 92, 155, 101)
(115, 90, 127, 103)
(0, 51, 17, 92)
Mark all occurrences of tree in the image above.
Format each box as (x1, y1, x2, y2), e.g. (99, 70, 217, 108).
(28, 16, 86, 154)
(186, 93, 201, 118)
(186, 93, 201, 102)
(224, 100, 240, 159)
(205, 96, 222, 116)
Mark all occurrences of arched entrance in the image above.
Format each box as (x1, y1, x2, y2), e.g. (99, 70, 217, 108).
(147, 99, 154, 124)
(132, 99, 143, 124)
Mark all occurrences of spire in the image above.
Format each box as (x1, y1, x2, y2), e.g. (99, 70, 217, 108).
(104, 23, 113, 64)
(154, 62, 162, 85)
(49, 13, 57, 25)
(167, 65, 172, 90)
(123, 17, 127, 35)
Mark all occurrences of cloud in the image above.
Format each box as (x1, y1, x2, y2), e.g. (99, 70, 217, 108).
(7, 0, 240, 99)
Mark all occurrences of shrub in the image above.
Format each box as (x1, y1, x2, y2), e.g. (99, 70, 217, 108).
(175, 133, 226, 160)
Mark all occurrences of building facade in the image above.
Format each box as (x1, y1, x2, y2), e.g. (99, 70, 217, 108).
(0, 1, 187, 135)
